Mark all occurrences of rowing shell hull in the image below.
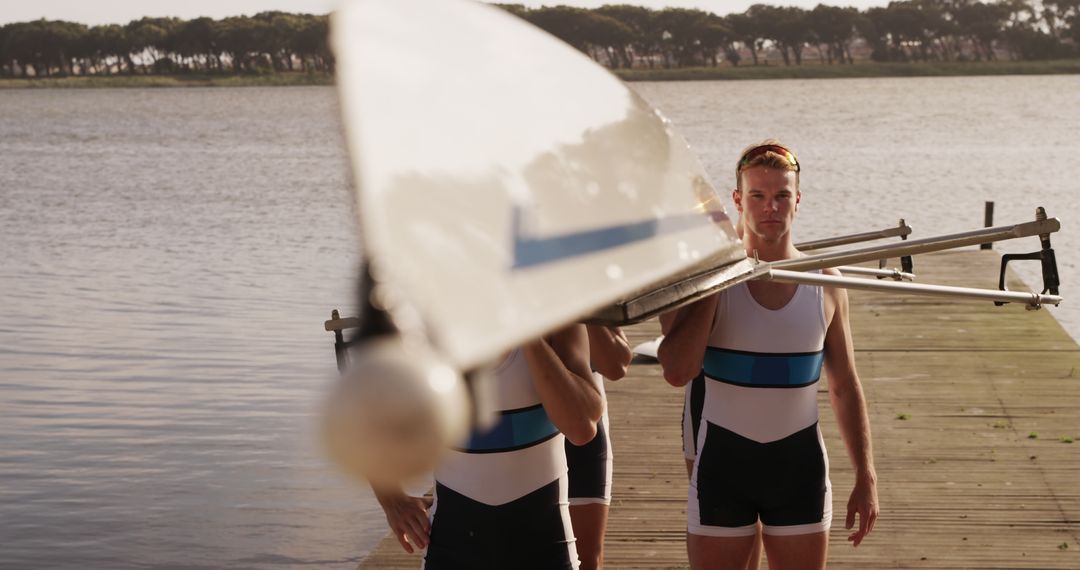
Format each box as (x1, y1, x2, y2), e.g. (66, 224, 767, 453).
(332, 0, 744, 370)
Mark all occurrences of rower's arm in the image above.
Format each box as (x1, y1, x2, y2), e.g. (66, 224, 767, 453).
(823, 285, 875, 478)
(371, 482, 432, 553)
(525, 324, 602, 446)
(657, 294, 718, 387)
(586, 324, 631, 380)
(822, 277, 879, 546)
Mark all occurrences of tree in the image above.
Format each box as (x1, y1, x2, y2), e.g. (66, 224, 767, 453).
(126, 17, 179, 71)
(859, 1, 942, 62)
(253, 11, 305, 71)
(215, 16, 264, 73)
(809, 4, 859, 64)
(4, 20, 88, 76)
(526, 6, 593, 54)
(953, 2, 1011, 60)
(744, 4, 810, 65)
(6, 3, 1077, 79)
(727, 11, 766, 65)
(595, 4, 658, 67)
(580, 12, 636, 67)
(1003, 26, 1063, 58)
(774, 6, 812, 65)
(91, 24, 131, 74)
(0, 25, 9, 76)
(167, 17, 220, 72)
(1044, 0, 1080, 45)
(293, 15, 332, 73)
(653, 8, 711, 67)
(698, 14, 739, 66)
(883, 1, 945, 61)
(856, 8, 890, 61)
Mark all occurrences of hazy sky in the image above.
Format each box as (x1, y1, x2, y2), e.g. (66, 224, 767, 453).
(2, 0, 889, 26)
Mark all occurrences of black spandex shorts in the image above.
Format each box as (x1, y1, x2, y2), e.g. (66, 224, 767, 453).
(565, 418, 611, 503)
(694, 422, 828, 531)
(424, 480, 575, 569)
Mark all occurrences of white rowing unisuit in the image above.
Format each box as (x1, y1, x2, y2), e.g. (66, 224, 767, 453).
(702, 281, 826, 441)
(427, 348, 579, 569)
(688, 279, 833, 537)
(435, 349, 569, 505)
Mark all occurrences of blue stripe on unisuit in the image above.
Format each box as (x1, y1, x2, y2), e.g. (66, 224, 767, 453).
(703, 347, 823, 388)
(458, 403, 559, 453)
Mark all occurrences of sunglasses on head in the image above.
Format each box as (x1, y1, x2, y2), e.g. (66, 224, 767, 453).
(737, 144, 800, 173)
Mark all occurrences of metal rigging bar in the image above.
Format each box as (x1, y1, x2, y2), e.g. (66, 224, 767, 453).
(763, 269, 1062, 309)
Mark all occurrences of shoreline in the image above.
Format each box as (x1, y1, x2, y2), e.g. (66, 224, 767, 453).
(0, 72, 335, 89)
(2, 60, 1080, 89)
(616, 59, 1080, 81)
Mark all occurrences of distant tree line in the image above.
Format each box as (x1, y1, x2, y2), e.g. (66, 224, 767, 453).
(0, 12, 331, 78)
(497, 0, 1080, 67)
(2, 1, 1079, 78)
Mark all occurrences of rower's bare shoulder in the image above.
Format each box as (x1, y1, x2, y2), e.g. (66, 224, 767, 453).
(817, 267, 848, 325)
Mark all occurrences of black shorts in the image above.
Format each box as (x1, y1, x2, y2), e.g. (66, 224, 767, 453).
(425, 480, 576, 569)
(565, 415, 612, 505)
(690, 422, 832, 536)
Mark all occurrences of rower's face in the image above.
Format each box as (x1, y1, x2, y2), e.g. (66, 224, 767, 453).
(733, 167, 799, 242)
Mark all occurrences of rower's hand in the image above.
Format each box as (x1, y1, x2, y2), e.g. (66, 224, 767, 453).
(377, 491, 433, 553)
(845, 473, 879, 547)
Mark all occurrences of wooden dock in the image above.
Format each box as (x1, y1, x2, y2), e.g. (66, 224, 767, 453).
(359, 250, 1080, 569)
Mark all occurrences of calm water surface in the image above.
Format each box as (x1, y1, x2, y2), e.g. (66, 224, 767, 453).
(1, 87, 372, 570)
(1, 76, 1077, 569)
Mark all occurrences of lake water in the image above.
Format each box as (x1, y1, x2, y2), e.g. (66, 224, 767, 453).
(1, 76, 1077, 569)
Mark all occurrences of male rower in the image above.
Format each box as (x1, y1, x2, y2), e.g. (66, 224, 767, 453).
(372, 324, 603, 569)
(566, 324, 632, 570)
(659, 140, 879, 570)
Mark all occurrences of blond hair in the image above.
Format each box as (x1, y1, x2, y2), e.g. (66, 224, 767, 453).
(735, 138, 800, 192)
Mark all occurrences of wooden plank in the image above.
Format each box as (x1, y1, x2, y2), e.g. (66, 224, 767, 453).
(360, 250, 1080, 568)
